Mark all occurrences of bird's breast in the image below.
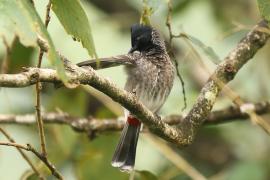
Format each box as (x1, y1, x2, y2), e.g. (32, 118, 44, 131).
(124, 55, 174, 112)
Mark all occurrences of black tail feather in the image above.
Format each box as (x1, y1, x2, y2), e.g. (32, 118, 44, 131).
(111, 122, 141, 172)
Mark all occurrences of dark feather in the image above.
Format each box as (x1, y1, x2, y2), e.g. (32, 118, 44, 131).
(111, 122, 141, 172)
(77, 55, 133, 70)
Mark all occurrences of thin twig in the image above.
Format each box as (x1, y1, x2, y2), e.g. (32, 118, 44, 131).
(35, 0, 52, 157)
(0, 141, 63, 179)
(0, 127, 44, 179)
(166, 0, 187, 111)
(0, 141, 29, 150)
(31, 2, 64, 177)
(44, 1, 52, 28)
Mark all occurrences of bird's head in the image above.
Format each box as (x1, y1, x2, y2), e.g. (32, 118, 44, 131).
(129, 24, 165, 54)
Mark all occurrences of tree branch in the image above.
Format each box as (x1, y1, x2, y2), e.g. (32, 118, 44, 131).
(0, 21, 269, 146)
(174, 20, 270, 145)
(0, 101, 269, 136)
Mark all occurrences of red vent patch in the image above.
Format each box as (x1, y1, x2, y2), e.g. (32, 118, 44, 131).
(127, 116, 141, 126)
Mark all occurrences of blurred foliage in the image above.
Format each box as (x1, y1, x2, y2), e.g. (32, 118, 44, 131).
(7, 38, 34, 73)
(171, 0, 193, 15)
(0, 0, 270, 180)
(0, 0, 67, 83)
(0, 0, 41, 46)
(46, 87, 88, 116)
(257, 0, 270, 23)
(210, 0, 258, 29)
(140, 0, 161, 26)
(135, 170, 158, 180)
(181, 33, 221, 64)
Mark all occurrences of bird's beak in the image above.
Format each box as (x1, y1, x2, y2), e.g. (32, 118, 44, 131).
(129, 45, 138, 54)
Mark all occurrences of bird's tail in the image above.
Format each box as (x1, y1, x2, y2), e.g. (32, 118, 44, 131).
(111, 116, 141, 172)
(76, 55, 132, 70)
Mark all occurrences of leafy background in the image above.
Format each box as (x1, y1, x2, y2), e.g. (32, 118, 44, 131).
(0, 0, 270, 179)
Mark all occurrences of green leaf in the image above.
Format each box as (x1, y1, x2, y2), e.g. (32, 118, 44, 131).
(183, 33, 221, 64)
(135, 170, 158, 180)
(257, 0, 270, 22)
(0, 0, 68, 83)
(51, 0, 97, 58)
(0, 0, 36, 46)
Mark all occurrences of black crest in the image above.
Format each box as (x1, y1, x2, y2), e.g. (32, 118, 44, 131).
(129, 24, 154, 53)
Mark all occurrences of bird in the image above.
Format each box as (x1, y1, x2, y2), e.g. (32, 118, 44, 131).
(77, 24, 175, 172)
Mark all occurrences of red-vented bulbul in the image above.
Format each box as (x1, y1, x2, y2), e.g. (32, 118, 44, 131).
(77, 24, 175, 172)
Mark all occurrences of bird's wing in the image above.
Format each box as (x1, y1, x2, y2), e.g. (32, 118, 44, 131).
(77, 54, 134, 70)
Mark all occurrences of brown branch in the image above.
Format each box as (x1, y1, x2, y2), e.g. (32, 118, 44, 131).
(0, 127, 44, 179)
(44, 1, 52, 28)
(35, 0, 52, 157)
(0, 21, 269, 147)
(0, 101, 269, 135)
(35, 73, 47, 157)
(0, 141, 63, 179)
(174, 20, 269, 145)
(177, 27, 270, 134)
(0, 141, 29, 150)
